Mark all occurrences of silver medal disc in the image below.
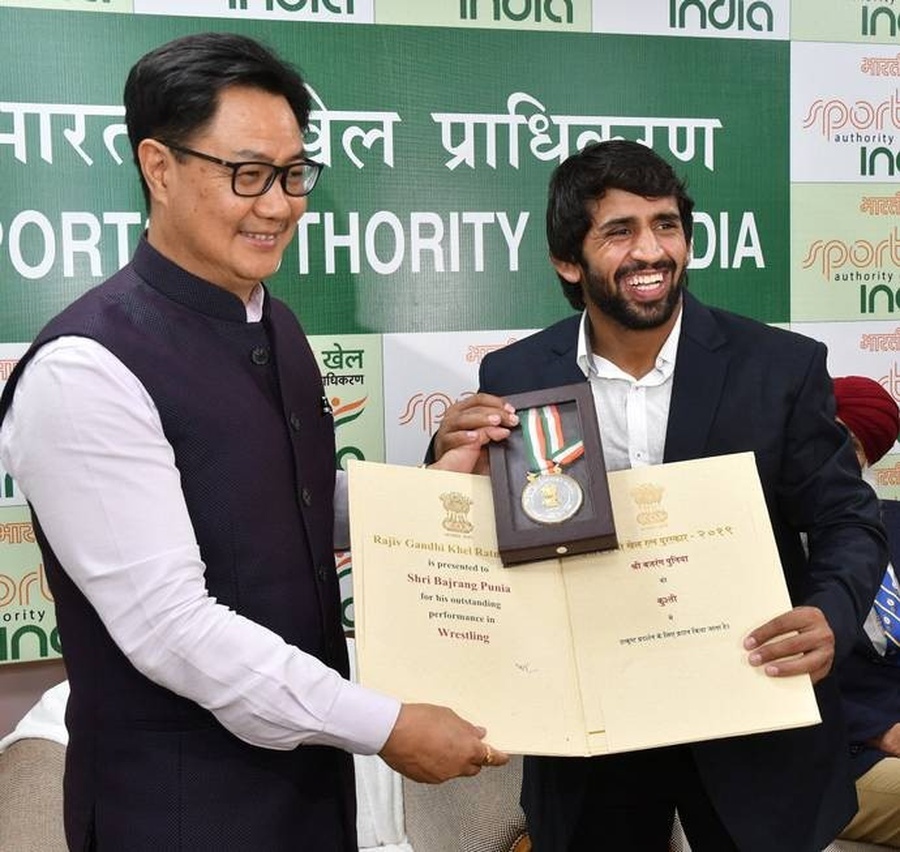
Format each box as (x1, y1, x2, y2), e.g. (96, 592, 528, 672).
(521, 471, 583, 525)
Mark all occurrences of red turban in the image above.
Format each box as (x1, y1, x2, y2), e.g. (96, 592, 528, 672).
(833, 375, 900, 466)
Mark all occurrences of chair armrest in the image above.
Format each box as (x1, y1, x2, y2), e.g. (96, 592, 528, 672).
(0, 738, 66, 852)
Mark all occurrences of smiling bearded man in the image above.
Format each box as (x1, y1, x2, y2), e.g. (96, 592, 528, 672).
(431, 139, 887, 852)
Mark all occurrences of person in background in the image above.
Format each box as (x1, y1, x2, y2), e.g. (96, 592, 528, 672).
(833, 375, 900, 848)
(0, 32, 512, 852)
(433, 140, 886, 851)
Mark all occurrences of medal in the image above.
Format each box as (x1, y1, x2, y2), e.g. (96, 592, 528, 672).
(521, 470, 583, 524)
(520, 404, 584, 525)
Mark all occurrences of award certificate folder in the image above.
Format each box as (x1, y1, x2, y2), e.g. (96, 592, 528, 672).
(349, 453, 821, 757)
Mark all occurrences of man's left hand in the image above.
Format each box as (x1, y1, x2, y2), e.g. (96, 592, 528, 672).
(869, 723, 900, 757)
(430, 393, 519, 475)
(744, 605, 835, 684)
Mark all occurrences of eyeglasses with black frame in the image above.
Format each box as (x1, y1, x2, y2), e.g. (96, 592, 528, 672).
(158, 140, 323, 198)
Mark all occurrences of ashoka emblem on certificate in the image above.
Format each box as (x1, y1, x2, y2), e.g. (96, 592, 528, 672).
(630, 482, 667, 527)
(440, 491, 474, 534)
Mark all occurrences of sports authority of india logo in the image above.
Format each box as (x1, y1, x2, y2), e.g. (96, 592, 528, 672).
(332, 395, 367, 429)
(630, 482, 668, 527)
(440, 491, 475, 534)
(332, 395, 368, 468)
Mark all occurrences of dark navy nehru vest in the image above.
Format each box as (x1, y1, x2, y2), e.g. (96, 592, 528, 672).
(0, 238, 356, 851)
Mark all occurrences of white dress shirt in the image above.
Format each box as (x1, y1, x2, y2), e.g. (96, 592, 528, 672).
(575, 309, 681, 472)
(0, 285, 399, 755)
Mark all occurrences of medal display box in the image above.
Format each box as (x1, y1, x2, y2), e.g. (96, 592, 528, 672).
(488, 382, 618, 566)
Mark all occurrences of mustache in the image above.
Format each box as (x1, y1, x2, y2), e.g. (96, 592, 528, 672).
(614, 260, 677, 283)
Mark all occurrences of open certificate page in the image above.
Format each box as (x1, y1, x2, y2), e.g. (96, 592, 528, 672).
(349, 453, 820, 756)
(350, 459, 589, 755)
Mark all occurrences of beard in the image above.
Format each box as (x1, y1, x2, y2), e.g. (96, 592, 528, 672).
(584, 261, 686, 330)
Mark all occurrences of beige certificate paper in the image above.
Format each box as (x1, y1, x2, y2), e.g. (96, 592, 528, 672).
(349, 452, 820, 756)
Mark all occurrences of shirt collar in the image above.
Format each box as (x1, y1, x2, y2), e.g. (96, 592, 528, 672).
(576, 304, 683, 382)
(245, 284, 265, 323)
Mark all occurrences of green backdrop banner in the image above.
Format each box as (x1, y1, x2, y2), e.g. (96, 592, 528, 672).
(1, 8, 789, 341)
(5, 0, 895, 664)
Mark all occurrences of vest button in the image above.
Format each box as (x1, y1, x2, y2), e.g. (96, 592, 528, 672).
(289, 412, 301, 431)
(301, 487, 312, 506)
(316, 565, 329, 582)
(250, 346, 270, 365)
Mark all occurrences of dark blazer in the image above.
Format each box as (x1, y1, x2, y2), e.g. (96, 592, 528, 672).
(479, 292, 887, 852)
(837, 498, 900, 780)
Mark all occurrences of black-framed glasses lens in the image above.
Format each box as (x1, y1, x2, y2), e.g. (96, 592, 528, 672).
(232, 162, 322, 198)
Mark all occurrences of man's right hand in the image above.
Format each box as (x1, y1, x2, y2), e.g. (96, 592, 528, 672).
(378, 703, 509, 783)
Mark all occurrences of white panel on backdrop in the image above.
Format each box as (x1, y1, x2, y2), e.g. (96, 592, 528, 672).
(382, 329, 537, 466)
(794, 319, 900, 498)
(593, 0, 789, 40)
(791, 41, 900, 183)
(133, 0, 373, 22)
(792, 320, 900, 394)
(792, 319, 900, 452)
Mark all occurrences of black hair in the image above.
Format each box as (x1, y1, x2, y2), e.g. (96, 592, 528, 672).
(124, 32, 311, 208)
